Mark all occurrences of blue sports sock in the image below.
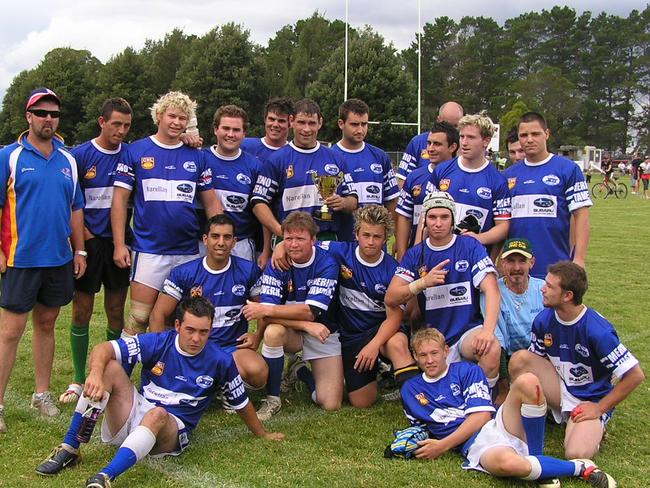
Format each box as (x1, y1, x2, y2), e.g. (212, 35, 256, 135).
(62, 411, 84, 450)
(101, 447, 137, 480)
(524, 456, 580, 480)
(297, 366, 315, 394)
(521, 402, 546, 456)
(265, 356, 284, 397)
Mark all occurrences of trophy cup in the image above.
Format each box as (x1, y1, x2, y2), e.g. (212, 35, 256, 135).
(311, 171, 344, 221)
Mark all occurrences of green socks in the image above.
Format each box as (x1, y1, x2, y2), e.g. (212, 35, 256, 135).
(70, 324, 90, 384)
(106, 327, 121, 341)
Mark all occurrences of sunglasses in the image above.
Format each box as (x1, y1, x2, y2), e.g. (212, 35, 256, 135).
(27, 109, 60, 118)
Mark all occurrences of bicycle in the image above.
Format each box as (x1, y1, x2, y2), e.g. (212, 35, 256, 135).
(591, 173, 628, 199)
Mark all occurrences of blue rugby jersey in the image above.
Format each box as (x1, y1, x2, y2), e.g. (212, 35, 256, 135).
(332, 142, 399, 241)
(431, 157, 511, 233)
(402, 362, 495, 439)
(529, 306, 639, 404)
(0, 133, 84, 267)
(113, 329, 249, 433)
(162, 256, 261, 348)
(251, 142, 356, 234)
(241, 137, 284, 163)
(113, 136, 212, 255)
(503, 154, 592, 278)
(318, 241, 398, 344)
(256, 245, 339, 332)
(71, 139, 132, 240)
(396, 235, 495, 346)
(396, 163, 437, 247)
(397, 132, 429, 181)
(204, 147, 262, 240)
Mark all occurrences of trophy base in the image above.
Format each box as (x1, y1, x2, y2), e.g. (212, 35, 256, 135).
(314, 211, 334, 221)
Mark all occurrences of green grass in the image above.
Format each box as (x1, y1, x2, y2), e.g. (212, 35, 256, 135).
(1, 177, 649, 487)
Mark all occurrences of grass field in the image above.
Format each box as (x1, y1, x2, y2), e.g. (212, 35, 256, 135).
(1, 175, 649, 488)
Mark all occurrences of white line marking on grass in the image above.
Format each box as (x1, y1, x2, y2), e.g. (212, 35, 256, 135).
(144, 459, 251, 488)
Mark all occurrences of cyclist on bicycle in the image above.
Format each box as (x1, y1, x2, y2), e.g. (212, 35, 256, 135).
(602, 154, 614, 193)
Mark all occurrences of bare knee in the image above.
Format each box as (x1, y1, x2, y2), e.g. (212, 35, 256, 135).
(565, 438, 599, 460)
(263, 323, 286, 346)
(487, 451, 528, 478)
(349, 392, 376, 409)
(511, 372, 542, 400)
(319, 398, 342, 411)
(508, 350, 533, 378)
(142, 407, 170, 430)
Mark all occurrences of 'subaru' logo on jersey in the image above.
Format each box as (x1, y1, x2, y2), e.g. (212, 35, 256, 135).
(141, 157, 155, 170)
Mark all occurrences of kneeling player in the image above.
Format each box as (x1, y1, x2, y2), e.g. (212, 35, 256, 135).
(149, 214, 268, 390)
(36, 297, 282, 487)
(399, 328, 616, 487)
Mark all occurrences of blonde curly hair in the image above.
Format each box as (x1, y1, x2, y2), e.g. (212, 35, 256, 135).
(150, 91, 197, 126)
(353, 204, 394, 237)
(457, 111, 495, 139)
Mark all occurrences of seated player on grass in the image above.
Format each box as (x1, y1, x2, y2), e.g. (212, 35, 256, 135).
(395, 328, 617, 488)
(509, 261, 644, 460)
(35, 296, 283, 488)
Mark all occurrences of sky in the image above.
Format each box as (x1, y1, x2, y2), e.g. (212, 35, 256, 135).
(0, 0, 646, 102)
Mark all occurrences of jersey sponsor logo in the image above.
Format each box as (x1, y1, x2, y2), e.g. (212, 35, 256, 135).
(544, 333, 553, 347)
(283, 185, 317, 210)
(354, 167, 364, 172)
(533, 197, 554, 208)
(542, 174, 560, 186)
(568, 365, 589, 380)
(431, 407, 464, 424)
(324, 163, 340, 175)
(227, 195, 246, 205)
(84, 165, 97, 179)
(476, 186, 492, 199)
(340, 265, 353, 279)
(449, 285, 468, 297)
(370, 163, 383, 174)
(413, 185, 422, 197)
(508, 177, 516, 189)
(151, 361, 165, 376)
(439, 179, 450, 191)
(177, 183, 193, 194)
(575, 344, 590, 358)
(196, 375, 214, 389)
(466, 208, 484, 219)
(232, 284, 246, 296)
(459, 187, 469, 193)
(339, 286, 384, 312)
(84, 187, 114, 209)
(165, 165, 176, 170)
(415, 392, 429, 406)
(236, 173, 252, 185)
(374, 283, 387, 294)
(142, 178, 196, 203)
(420, 149, 430, 160)
(183, 161, 197, 172)
(454, 260, 469, 272)
(524, 179, 535, 184)
(286, 164, 294, 178)
(21, 166, 36, 173)
(190, 285, 203, 297)
(606, 343, 629, 364)
(225, 309, 240, 319)
(141, 157, 155, 170)
(61, 167, 72, 180)
(367, 184, 380, 195)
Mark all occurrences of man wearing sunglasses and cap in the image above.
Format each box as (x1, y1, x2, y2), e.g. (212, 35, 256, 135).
(385, 191, 501, 388)
(0, 88, 87, 433)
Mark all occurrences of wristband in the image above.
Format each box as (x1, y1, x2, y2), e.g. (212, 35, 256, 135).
(408, 278, 427, 295)
(75, 250, 88, 257)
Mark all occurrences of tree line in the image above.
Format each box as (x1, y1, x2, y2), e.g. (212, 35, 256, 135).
(0, 6, 648, 153)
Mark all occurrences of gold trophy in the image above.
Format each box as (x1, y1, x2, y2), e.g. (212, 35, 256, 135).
(311, 171, 344, 221)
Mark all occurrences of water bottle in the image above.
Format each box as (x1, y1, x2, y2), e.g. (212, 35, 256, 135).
(75, 400, 103, 443)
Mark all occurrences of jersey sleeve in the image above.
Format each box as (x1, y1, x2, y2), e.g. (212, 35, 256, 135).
(469, 241, 496, 288)
(381, 151, 399, 201)
(396, 175, 415, 219)
(111, 332, 161, 369)
(590, 321, 639, 379)
(251, 155, 280, 204)
(72, 177, 84, 211)
(566, 163, 593, 212)
(461, 364, 496, 414)
(113, 145, 135, 191)
(529, 313, 547, 357)
(247, 263, 263, 299)
(196, 151, 213, 192)
(397, 137, 418, 180)
(336, 155, 356, 198)
(0, 151, 8, 208)
(162, 264, 188, 301)
(306, 255, 338, 310)
(219, 356, 249, 410)
(492, 176, 511, 221)
(395, 247, 418, 283)
(256, 263, 286, 305)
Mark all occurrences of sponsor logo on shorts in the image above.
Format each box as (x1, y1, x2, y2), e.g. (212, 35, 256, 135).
(455, 260, 469, 272)
(232, 284, 246, 296)
(370, 163, 383, 174)
(183, 161, 197, 172)
(196, 375, 214, 388)
(477, 187, 492, 199)
(542, 174, 560, 186)
(141, 157, 155, 170)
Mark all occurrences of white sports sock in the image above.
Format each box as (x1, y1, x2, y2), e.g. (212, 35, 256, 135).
(121, 425, 157, 461)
